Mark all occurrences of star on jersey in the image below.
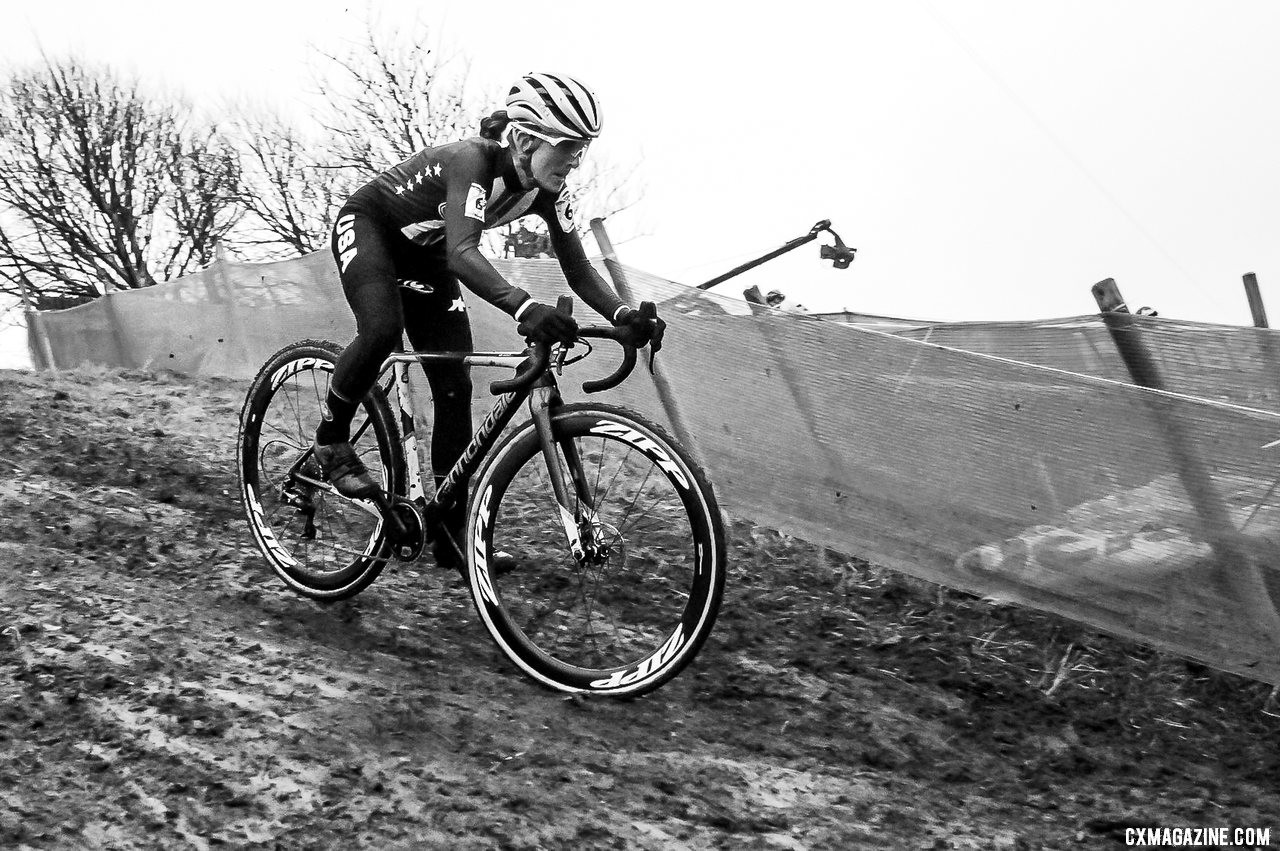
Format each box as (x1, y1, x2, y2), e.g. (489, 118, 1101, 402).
(449, 297, 466, 312)
(394, 164, 442, 196)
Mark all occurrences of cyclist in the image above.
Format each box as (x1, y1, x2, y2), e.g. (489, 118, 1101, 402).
(315, 71, 665, 575)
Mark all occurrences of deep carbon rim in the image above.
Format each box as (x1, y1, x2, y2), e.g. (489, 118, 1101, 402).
(468, 407, 725, 696)
(237, 344, 396, 598)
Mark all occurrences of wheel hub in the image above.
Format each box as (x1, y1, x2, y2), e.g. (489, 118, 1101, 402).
(581, 522, 622, 566)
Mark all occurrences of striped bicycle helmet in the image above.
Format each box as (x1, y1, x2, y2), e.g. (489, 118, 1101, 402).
(505, 72, 602, 144)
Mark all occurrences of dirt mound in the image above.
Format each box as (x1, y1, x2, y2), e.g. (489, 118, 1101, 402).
(2, 366, 1277, 849)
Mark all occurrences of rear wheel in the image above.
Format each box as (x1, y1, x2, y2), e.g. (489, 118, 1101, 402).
(236, 339, 404, 600)
(468, 403, 726, 696)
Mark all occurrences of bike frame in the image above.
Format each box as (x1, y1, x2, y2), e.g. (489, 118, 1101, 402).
(372, 346, 594, 558)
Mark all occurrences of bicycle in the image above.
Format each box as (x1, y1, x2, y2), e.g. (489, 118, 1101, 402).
(235, 297, 727, 697)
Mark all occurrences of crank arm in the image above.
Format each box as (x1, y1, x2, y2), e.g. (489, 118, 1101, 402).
(292, 472, 383, 521)
(312, 541, 395, 566)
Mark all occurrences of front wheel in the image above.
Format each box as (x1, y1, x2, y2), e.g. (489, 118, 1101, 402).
(468, 403, 726, 697)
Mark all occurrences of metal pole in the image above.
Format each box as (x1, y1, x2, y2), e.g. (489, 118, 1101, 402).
(698, 232, 821, 290)
(589, 218, 704, 469)
(1244, 272, 1269, 329)
(696, 219, 843, 290)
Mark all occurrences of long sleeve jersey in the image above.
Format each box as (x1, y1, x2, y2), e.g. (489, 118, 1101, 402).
(346, 137, 626, 321)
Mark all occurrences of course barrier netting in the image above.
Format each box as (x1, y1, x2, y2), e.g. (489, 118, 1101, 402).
(31, 252, 1280, 685)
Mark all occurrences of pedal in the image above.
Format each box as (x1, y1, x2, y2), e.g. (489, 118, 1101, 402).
(279, 480, 318, 538)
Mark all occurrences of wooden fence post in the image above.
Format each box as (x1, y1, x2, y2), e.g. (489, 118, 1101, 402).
(1244, 273, 1269, 329)
(588, 218, 703, 469)
(1092, 278, 1280, 650)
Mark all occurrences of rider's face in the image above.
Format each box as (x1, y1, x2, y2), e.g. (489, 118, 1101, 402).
(527, 138, 589, 192)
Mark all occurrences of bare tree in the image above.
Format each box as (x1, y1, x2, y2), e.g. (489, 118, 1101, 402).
(224, 109, 352, 259)
(159, 125, 242, 277)
(227, 15, 646, 261)
(313, 14, 475, 175)
(559, 153, 646, 239)
(312, 15, 647, 245)
(0, 57, 239, 307)
(222, 17, 474, 259)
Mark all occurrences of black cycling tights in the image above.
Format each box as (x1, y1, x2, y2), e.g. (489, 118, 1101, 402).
(328, 207, 474, 487)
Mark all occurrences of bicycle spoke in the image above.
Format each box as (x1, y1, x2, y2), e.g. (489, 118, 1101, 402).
(261, 418, 306, 446)
(238, 343, 398, 601)
(589, 439, 633, 509)
(611, 461, 657, 537)
(484, 423, 703, 674)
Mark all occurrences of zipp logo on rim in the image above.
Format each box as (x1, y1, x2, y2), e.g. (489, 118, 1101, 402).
(589, 627, 688, 690)
(271, 357, 330, 392)
(472, 485, 498, 606)
(243, 485, 301, 570)
(588, 421, 690, 489)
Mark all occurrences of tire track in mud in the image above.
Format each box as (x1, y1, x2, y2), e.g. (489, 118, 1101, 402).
(7, 536, 497, 847)
(3, 367, 1280, 849)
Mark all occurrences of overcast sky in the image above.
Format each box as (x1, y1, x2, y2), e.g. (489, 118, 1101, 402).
(4, 0, 1280, 367)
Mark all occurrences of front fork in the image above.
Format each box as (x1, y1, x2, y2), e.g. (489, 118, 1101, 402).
(528, 384, 603, 563)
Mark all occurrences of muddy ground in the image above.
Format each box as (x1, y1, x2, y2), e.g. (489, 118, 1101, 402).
(1, 366, 1278, 850)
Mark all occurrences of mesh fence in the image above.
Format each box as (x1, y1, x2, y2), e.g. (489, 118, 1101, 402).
(33, 251, 1280, 684)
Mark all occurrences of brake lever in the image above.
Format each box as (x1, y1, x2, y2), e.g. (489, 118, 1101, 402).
(637, 301, 660, 374)
(555, 295, 574, 376)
